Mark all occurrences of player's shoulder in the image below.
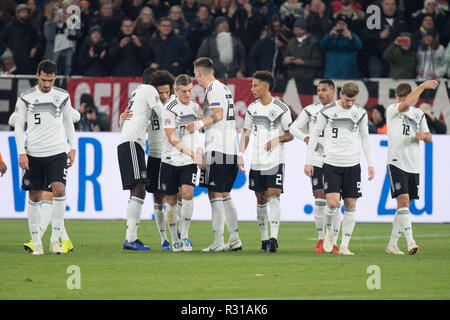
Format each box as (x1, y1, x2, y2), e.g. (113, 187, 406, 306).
(165, 98, 179, 112)
(272, 98, 289, 113)
(410, 106, 425, 121)
(320, 101, 338, 116)
(247, 99, 260, 112)
(53, 86, 69, 96)
(353, 103, 367, 116)
(19, 86, 38, 99)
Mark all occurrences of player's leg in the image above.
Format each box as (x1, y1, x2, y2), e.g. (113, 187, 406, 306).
(254, 191, 269, 251)
(165, 193, 181, 251)
(28, 189, 43, 254)
(396, 193, 418, 255)
(49, 181, 66, 254)
(153, 191, 170, 249)
(313, 189, 326, 253)
(124, 183, 148, 249)
(223, 157, 241, 250)
(202, 190, 226, 251)
(266, 188, 282, 253)
(179, 184, 195, 251)
(39, 191, 53, 240)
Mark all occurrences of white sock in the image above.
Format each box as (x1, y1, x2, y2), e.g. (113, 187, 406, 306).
(332, 205, 342, 245)
(340, 209, 356, 248)
(223, 196, 239, 241)
(125, 196, 144, 242)
(210, 198, 225, 246)
(180, 199, 193, 239)
(39, 200, 52, 240)
(27, 200, 41, 246)
(268, 196, 281, 240)
(314, 199, 326, 240)
(166, 203, 179, 243)
(60, 222, 70, 241)
(154, 203, 167, 244)
(325, 205, 336, 234)
(50, 197, 66, 242)
(397, 207, 416, 247)
(176, 200, 182, 229)
(388, 211, 402, 247)
(257, 203, 269, 241)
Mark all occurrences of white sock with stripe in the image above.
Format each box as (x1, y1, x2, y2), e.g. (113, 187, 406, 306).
(397, 207, 416, 247)
(314, 199, 326, 240)
(154, 203, 167, 244)
(50, 197, 66, 242)
(332, 204, 342, 245)
(166, 203, 179, 243)
(180, 199, 194, 239)
(340, 208, 356, 248)
(223, 196, 239, 242)
(39, 200, 52, 240)
(388, 210, 402, 247)
(210, 198, 225, 246)
(268, 196, 281, 239)
(257, 203, 269, 241)
(28, 200, 41, 246)
(125, 196, 144, 242)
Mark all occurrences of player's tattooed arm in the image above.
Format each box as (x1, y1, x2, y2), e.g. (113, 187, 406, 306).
(186, 108, 223, 133)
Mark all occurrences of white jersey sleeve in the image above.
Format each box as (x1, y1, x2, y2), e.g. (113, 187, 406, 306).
(14, 98, 27, 155)
(289, 109, 309, 141)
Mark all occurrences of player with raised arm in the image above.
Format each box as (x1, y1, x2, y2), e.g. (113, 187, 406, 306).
(289, 79, 341, 254)
(238, 71, 293, 252)
(304, 81, 375, 255)
(160, 74, 204, 252)
(186, 57, 242, 252)
(121, 70, 175, 250)
(385, 80, 437, 255)
(10, 105, 80, 254)
(14, 59, 77, 255)
(118, 67, 163, 251)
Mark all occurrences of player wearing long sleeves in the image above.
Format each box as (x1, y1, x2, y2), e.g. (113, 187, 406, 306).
(239, 71, 293, 253)
(14, 60, 77, 255)
(160, 74, 204, 252)
(304, 81, 375, 255)
(385, 80, 437, 256)
(289, 79, 341, 254)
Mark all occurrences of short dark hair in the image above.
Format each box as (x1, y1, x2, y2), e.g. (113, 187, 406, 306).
(158, 17, 171, 25)
(318, 79, 335, 89)
(121, 17, 133, 25)
(396, 83, 412, 97)
(193, 57, 214, 71)
(150, 70, 175, 89)
(253, 70, 275, 92)
(142, 67, 156, 85)
(37, 59, 57, 75)
(175, 74, 193, 87)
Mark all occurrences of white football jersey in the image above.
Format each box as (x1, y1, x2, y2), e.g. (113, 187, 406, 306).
(14, 86, 76, 157)
(309, 101, 370, 167)
(162, 98, 202, 167)
(119, 84, 163, 152)
(244, 98, 292, 171)
(147, 99, 164, 158)
(386, 103, 429, 174)
(202, 80, 238, 155)
(290, 102, 325, 168)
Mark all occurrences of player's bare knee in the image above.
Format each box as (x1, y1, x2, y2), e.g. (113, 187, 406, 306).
(29, 190, 42, 202)
(131, 183, 146, 200)
(343, 198, 356, 210)
(313, 189, 325, 199)
(41, 191, 53, 201)
(51, 182, 65, 198)
(396, 194, 410, 209)
(154, 191, 164, 205)
(165, 195, 177, 207)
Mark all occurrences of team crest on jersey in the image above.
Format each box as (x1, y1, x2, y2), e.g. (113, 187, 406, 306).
(415, 113, 421, 122)
(23, 178, 30, 186)
(351, 111, 359, 122)
(53, 95, 61, 106)
(395, 182, 402, 190)
(268, 110, 277, 120)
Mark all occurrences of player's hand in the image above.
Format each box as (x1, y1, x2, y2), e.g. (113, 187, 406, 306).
(18, 154, 29, 170)
(265, 138, 279, 152)
(121, 106, 133, 120)
(0, 161, 7, 177)
(416, 131, 426, 141)
(304, 164, 314, 177)
(237, 155, 245, 173)
(420, 80, 438, 90)
(315, 142, 322, 152)
(68, 149, 76, 168)
(304, 136, 310, 145)
(186, 120, 203, 133)
(368, 166, 375, 181)
(193, 149, 205, 170)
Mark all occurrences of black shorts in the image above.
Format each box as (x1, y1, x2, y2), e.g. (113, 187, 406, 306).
(387, 164, 419, 200)
(249, 164, 284, 193)
(21, 152, 68, 191)
(322, 163, 362, 199)
(199, 151, 238, 193)
(146, 156, 161, 193)
(159, 162, 198, 196)
(311, 166, 324, 192)
(117, 141, 148, 190)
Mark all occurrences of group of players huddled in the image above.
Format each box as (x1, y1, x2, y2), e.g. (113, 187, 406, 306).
(11, 58, 438, 256)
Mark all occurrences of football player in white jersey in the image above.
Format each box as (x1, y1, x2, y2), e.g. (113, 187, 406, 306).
(289, 79, 341, 254)
(117, 67, 163, 251)
(187, 57, 242, 252)
(121, 70, 176, 250)
(160, 74, 204, 251)
(304, 81, 375, 255)
(238, 71, 293, 253)
(14, 60, 77, 255)
(10, 105, 80, 254)
(385, 80, 437, 255)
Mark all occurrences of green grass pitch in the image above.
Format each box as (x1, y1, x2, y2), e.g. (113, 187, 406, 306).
(0, 219, 449, 300)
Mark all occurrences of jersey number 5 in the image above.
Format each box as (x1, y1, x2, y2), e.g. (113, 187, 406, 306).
(34, 113, 41, 125)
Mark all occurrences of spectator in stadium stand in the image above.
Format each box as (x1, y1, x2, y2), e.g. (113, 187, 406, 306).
(0, 0, 17, 25)
(334, 0, 365, 37)
(283, 18, 322, 80)
(416, 27, 446, 80)
(147, 0, 170, 20)
(304, 0, 333, 42)
(250, 0, 279, 25)
(88, 0, 122, 44)
(169, 5, 189, 38)
(0, 49, 17, 75)
(361, 0, 410, 78)
(79, 103, 111, 132)
(411, 0, 446, 34)
(79, 0, 96, 37)
(148, 17, 191, 76)
(196, 16, 246, 78)
(134, 6, 157, 44)
(108, 17, 148, 77)
(186, 4, 214, 59)
(248, 28, 289, 79)
(445, 42, 450, 78)
(331, 0, 363, 13)
(383, 33, 417, 79)
(368, 104, 387, 134)
(0, 4, 42, 75)
(227, 0, 263, 53)
(411, 14, 435, 50)
(320, 14, 362, 79)
(125, 0, 146, 21)
(211, 0, 232, 18)
(419, 103, 447, 134)
(279, 0, 304, 30)
(78, 25, 110, 76)
(182, 0, 198, 24)
(440, 13, 450, 46)
(26, 0, 45, 33)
